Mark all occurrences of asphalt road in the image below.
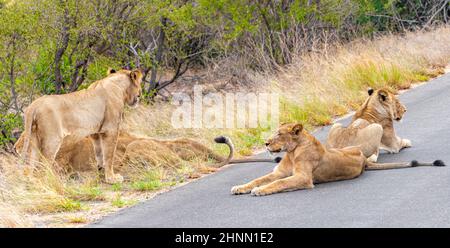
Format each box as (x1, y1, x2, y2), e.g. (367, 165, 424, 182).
(92, 73, 450, 227)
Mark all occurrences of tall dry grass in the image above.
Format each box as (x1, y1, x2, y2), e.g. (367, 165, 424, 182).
(274, 26, 450, 128)
(125, 26, 450, 152)
(1, 26, 449, 227)
(0, 152, 87, 227)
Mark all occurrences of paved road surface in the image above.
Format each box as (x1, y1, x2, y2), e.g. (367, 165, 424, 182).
(92, 73, 450, 227)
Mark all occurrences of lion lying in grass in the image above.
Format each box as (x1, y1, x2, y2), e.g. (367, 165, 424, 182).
(15, 131, 278, 176)
(231, 123, 444, 196)
(15, 131, 222, 172)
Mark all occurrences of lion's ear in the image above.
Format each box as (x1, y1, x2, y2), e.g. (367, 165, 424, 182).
(368, 88, 374, 96)
(378, 90, 388, 101)
(130, 69, 143, 85)
(291, 123, 303, 135)
(107, 68, 116, 75)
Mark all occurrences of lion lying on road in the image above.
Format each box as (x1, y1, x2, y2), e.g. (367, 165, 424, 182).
(327, 88, 411, 162)
(18, 68, 143, 184)
(231, 123, 444, 196)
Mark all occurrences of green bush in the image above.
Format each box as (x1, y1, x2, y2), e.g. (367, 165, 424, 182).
(0, 113, 22, 149)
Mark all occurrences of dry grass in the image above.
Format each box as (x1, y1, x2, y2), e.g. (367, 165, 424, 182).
(274, 26, 450, 127)
(0, 153, 85, 226)
(0, 202, 34, 227)
(1, 26, 449, 227)
(0, 148, 210, 227)
(125, 26, 450, 152)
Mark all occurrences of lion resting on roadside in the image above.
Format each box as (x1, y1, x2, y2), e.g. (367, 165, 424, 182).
(231, 123, 444, 196)
(18, 68, 143, 184)
(15, 131, 223, 172)
(15, 131, 279, 174)
(326, 88, 411, 162)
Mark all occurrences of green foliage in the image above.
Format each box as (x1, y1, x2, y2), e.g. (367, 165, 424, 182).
(111, 183, 123, 192)
(111, 194, 127, 208)
(67, 186, 105, 201)
(280, 97, 333, 129)
(111, 194, 137, 208)
(132, 180, 164, 191)
(56, 198, 83, 212)
(0, 113, 21, 148)
(33, 42, 58, 94)
(340, 60, 430, 91)
(131, 169, 167, 191)
(0, 0, 447, 150)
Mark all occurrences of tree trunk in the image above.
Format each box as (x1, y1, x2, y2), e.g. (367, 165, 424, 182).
(147, 17, 167, 96)
(9, 35, 19, 113)
(69, 56, 90, 92)
(54, 1, 70, 94)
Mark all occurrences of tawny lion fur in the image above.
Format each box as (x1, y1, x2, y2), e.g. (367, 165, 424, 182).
(326, 88, 411, 162)
(15, 130, 281, 176)
(231, 123, 442, 196)
(17, 69, 143, 184)
(14, 131, 228, 173)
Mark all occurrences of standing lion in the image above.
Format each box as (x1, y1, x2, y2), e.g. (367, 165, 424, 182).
(18, 68, 143, 184)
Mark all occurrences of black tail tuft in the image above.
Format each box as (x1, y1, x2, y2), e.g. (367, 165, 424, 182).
(214, 136, 227, 144)
(274, 157, 282, 163)
(433, 160, 446, 166)
(411, 160, 419, 167)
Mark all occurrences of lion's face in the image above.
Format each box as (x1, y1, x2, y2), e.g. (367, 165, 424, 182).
(126, 69, 143, 107)
(369, 88, 406, 121)
(265, 123, 303, 153)
(393, 97, 407, 121)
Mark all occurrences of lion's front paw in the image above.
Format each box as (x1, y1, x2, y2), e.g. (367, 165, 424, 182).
(402, 139, 412, 148)
(250, 187, 271, 196)
(105, 173, 124, 184)
(231, 185, 252, 195)
(367, 154, 378, 163)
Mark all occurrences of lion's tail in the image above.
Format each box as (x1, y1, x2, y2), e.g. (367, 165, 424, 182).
(365, 159, 445, 170)
(213, 136, 281, 167)
(20, 106, 36, 162)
